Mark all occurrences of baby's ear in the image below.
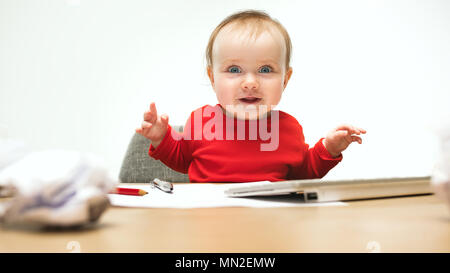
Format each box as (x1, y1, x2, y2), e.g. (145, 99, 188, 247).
(207, 66, 215, 87)
(283, 67, 293, 89)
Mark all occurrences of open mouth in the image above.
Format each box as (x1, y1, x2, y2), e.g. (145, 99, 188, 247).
(238, 97, 262, 104)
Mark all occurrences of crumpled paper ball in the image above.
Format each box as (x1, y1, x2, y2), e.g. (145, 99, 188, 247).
(431, 125, 450, 212)
(0, 149, 116, 229)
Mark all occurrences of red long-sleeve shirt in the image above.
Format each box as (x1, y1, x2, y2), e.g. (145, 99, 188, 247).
(149, 104, 342, 182)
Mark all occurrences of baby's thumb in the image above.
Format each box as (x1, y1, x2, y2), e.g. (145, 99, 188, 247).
(161, 114, 169, 126)
(339, 130, 350, 136)
(333, 130, 350, 140)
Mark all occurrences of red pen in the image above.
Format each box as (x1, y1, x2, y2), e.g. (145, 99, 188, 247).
(111, 187, 148, 196)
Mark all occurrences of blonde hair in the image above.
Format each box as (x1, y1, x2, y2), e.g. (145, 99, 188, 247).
(205, 10, 292, 70)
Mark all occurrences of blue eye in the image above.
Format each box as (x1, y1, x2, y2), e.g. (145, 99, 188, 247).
(259, 66, 272, 73)
(228, 66, 241, 73)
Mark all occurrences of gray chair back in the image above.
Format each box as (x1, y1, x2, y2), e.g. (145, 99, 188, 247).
(119, 125, 190, 183)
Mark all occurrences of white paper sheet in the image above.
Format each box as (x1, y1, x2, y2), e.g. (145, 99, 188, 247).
(108, 184, 347, 208)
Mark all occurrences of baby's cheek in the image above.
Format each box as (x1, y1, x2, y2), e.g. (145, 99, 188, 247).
(265, 87, 284, 106)
(215, 89, 235, 107)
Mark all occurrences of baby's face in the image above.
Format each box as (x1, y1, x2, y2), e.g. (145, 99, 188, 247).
(208, 25, 292, 120)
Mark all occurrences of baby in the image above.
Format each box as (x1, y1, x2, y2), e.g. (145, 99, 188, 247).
(136, 10, 366, 183)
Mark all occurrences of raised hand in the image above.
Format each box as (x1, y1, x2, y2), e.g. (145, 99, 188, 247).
(323, 124, 366, 158)
(135, 102, 169, 148)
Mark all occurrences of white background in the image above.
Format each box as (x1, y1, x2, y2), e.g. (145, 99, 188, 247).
(1, 0, 449, 180)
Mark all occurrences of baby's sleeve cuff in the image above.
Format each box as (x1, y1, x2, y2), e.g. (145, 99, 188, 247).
(148, 125, 173, 159)
(315, 138, 343, 161)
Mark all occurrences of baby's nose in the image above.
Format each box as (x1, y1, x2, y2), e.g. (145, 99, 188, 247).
(241, 73, 259, 91)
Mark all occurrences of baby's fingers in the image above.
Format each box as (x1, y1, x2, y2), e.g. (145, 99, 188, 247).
(335, 124, 355, 134)
(136, 121, 153, 134)
(143, 102, 159, 123)
(351, 126, 366, 135)
(141, 120, 153, 129)
(143, 110, 155, 122)
(161, 114, 169, 126)
(150, 102, 158, 118)
(351, 135, 363, 144)
(336, 124, 365, 135)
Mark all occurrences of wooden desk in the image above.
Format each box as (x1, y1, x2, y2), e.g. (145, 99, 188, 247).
(0, 192, 449, 253)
